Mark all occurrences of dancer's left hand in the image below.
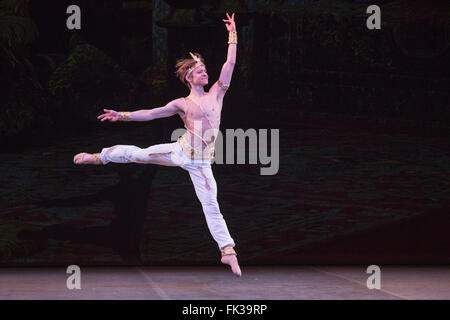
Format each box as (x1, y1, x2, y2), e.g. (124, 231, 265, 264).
(223, 12, 236, 32)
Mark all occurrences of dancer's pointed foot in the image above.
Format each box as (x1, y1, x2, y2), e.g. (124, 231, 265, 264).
(73, 152, 102, 165)
(221, 247, 242, 277)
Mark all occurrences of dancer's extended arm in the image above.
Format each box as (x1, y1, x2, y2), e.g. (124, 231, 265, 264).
(211, 13, 237, 100)
(98, 98, 183, 122)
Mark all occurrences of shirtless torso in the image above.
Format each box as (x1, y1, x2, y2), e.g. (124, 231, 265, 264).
(177, 91, 224, 152)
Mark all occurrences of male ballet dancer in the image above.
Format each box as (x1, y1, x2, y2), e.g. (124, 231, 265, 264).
(73, 13, 241, 277)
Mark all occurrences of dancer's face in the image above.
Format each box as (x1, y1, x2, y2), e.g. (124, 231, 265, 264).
(187, 65, 208, 87)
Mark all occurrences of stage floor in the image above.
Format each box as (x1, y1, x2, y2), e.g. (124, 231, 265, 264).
(0, 265, 449, 300)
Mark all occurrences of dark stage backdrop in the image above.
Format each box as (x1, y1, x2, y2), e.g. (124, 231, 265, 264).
(1, 0, 449, 266)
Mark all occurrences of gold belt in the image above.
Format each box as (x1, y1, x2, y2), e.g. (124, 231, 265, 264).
(178, 135, 215, 161)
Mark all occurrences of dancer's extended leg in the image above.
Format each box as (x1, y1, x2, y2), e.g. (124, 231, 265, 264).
(74, 142, 182, 167)
(186, 164, 242, 277)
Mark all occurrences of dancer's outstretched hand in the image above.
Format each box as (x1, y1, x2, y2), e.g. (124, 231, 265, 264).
(98, 109, 119, 122)
(222, 12, 236, 32)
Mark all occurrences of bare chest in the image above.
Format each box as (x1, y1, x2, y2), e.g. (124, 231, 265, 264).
(183, 95, 222, 125)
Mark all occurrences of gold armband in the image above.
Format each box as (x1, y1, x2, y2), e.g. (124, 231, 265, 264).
(228, 31, 237, 44)
(218, 80, 229, 91)
(118, 111, 131, 121)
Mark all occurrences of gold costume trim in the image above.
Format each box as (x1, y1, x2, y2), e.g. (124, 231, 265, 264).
(221, 247, 237, 256)
(178, 135, 215, 161)
(228, 31, 237, 44)
(118, 111, 131, 121)
(92, 153, 102, 164)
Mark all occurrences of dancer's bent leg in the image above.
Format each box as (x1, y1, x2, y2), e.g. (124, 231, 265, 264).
(185, 163, 241, 276)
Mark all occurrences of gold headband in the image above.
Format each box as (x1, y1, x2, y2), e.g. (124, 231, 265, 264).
(186, 52, 205, 77)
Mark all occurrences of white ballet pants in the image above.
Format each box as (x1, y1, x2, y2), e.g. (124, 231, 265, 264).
(99, 141, 236, 250)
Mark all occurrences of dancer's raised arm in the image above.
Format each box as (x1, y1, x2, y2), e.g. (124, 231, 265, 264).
(97, 98, 183, 122)
(211, 13, 237, 99)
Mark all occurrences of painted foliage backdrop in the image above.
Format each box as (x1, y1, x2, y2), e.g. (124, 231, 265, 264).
(1, 0, 449, 266)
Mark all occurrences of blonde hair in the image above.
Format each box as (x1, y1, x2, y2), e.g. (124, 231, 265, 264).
(174, 52, 205, 88)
